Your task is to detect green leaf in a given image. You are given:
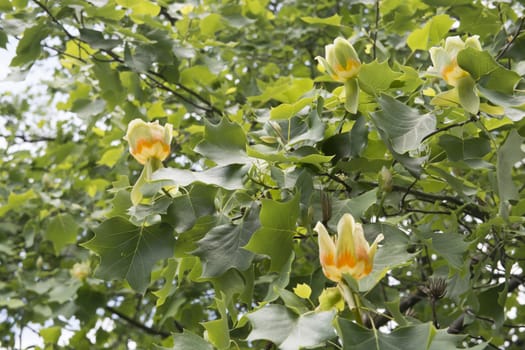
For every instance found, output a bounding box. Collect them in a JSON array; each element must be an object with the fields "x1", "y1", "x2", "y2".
[
  {"x1": 428, "y1": 330, "x2": 466, "y2": 350},
  {"x1": 201, "y1": 295, "x2": 230, "y2": 350},
  {"x1": 438, "y1": 135, "x2": 491, "y2": 162},
  {"x1": 125, "y1": 44, "x2": 153, "y2": 73},
  {"x1": 300, "y1": 14, "x2": 342, "y2": 26},
  {"x1": 457, "y1": 77, "x2": 479, "y2": 115},
  {"x1": 247, "y1": 305, "x2": 336, "y2": 350},
  {"x1": 329, "y1": 189, "x2": 378, "y2": 224},
  {"x1": 427, "y1": 232, "x2": 470, "y2": 270},
  {"x1": 97, "y1": 146, "x2": 123, "y2": 168},
  {"x1": 407, "y1": 14, "x2": 454, "y2": 51},
  {"x1": 245, "y1": 194, "x2": 300, "y2": 272},
  {"x1": 152, "y1": 258, "x2": 177, "y2": 307},
  {"x1": 456, "y1": 48, "x2": 498, "y2": 80},
  {"x1": 44, "y1": 213, "x2": 80, "y2": 255},
  {"x1": 336, "y1": 318, "x2": 435, "y2": 350},
  {"x1": 154, "y1": 331, "x2": 213, "y2": 350},
  {"x1": 193, "y1": 207, "x2": 259, "y2": 277},
  {"x1": 371, "y1": 95, "x2": 436, "y2": 154},
  {"x1": 270, "y1": 97, "x2": 313, "y2": 120},
  {"x1": 163, "y1": 184, "x2": 218, "y2": 233},
  {"x1": 82, "y1": 218, "x2": 175, "y2": 293},
  {"x1": 359, "y1": 223, "x2": 416, "y2": 292},
  {"x1": 79, "y1": 28, "x2": 121, "y2": 50},
  {"x1": 10, "y1": 22, "x2": 50, "y2": 66},
  {"x1": 0, "y1": 189, "x2": 37, "y2": 217},
  {"x1": 358, "y1": 60, "x2": 403, "y2": 94},
  {"x1": 153, "y1": 164, "x2": 248, "y2": 191},
  {"x1": 195, "y1": 118, "x2": 249, "y2": 166},
  {"x1": 247, "y1": 145, "x2": 332, "y2": 166},
  {"x1": 344, "y1": 78, "x2": 359, "y2": 114},
  {"x1": 40, "y1": 326, "x2": 61, "y2": 344},
  {"x1": 478, "y1": 86, "x2": 525, "y2": 108},
  {"x1": 249, "y1": 77, "x2": 314, "y2": 104},
  {"x1": 199, "y1": 13, "x2": 225, "y2": 37},
  {"x1": 93, "y1": 61, "x2": 125, "y2": 108},
  {"x1": 497, "y1": 130, "x2": 525, "y2": 207}
]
